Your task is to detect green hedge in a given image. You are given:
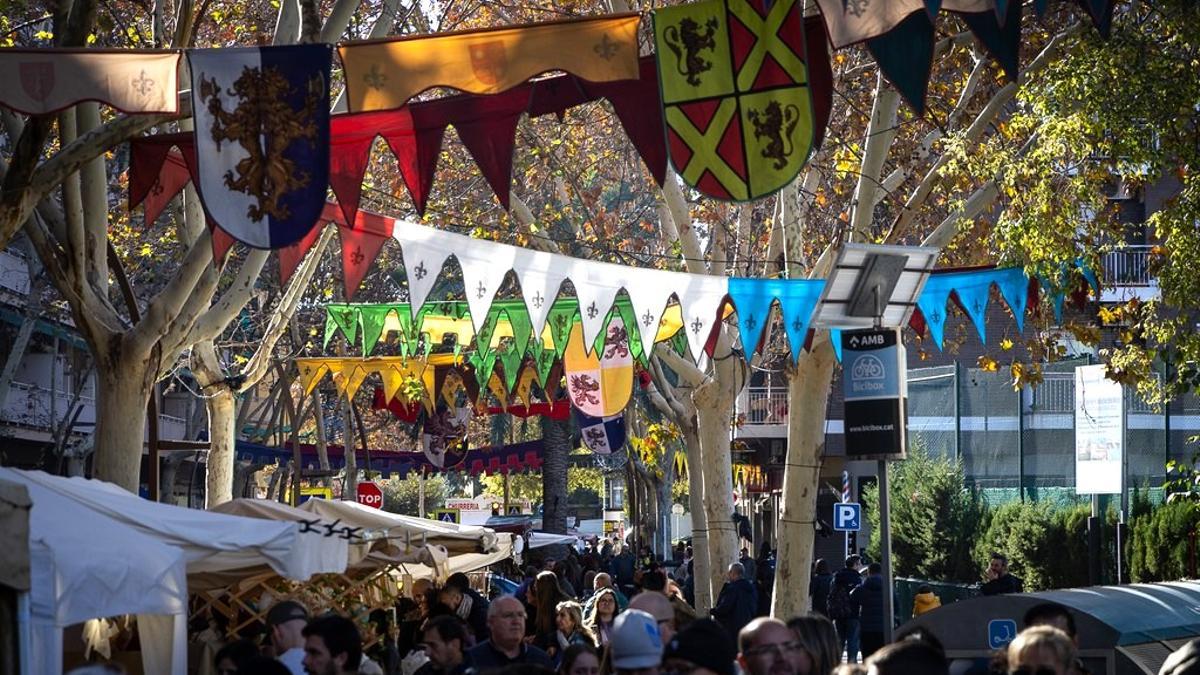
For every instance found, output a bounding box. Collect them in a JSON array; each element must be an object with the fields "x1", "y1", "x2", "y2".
[{"x1": 1130, "y1": 500, "x2": 1200, "y2": 582}]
